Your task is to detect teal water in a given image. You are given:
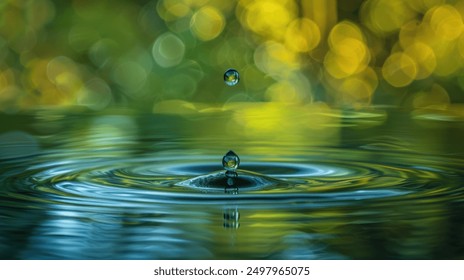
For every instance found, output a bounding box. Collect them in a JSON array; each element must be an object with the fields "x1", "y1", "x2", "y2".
[{"x1": 0, "y1": 108, "x2": 463, "y2": 259}]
